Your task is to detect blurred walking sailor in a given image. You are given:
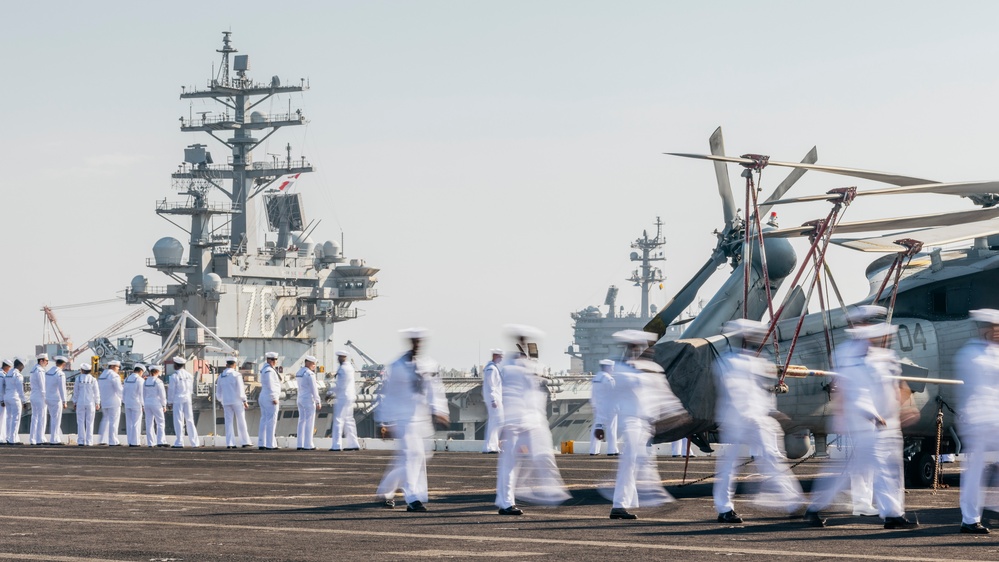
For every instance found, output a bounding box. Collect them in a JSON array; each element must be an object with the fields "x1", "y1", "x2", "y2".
[
  {"x1": 712, "y1": 320, "x2": 802, "y2": 524},
  {"x1": 97, "y1": 360, "x2": 123, "y2": 446},
  {"x1": 495, "y1": 325, "x2": 570, "y2": 516},
  {"x1": 143, "y1": 365, "x2": 167, "y2": 447},
  {"x1": 72, "y1": 363, "x2": 99, "y2": 446},
  {"x1": 806, "y1": 317, "x2": 917, "y2": 529},
  {"x1": 168, "y1": 357, "x2": 200, "y2": 448},
  {"x1": 481, "y1": 349, "x2": 504, "y2": 454},
  {"x1": 295, "y1": 356, "x2": 322, "y2": 450},
  {"x1": 3, "y1": 359, "x2": 26, "y2": 444},
  {"x1": 29, "y1": 353, "x2": 49, "y2": 445},
  {"x1": 258, "y1": 352, "x2": 281, "y2": 450},
  {"x1": 956, "y1": 308, "x2": 999, "y2": 534},
  {"x1": 45, "y1": 356, "x2": 68, "y2": 445},
  {"x1": 600, "y1": 330, "x2": 686, "y2": 520},
  {"x1": 375, "y1": 328, "x2": 450, "y2": 512},
  {"x1": 329, "y1": 350, "x2": 360, "y2": 451},
  {"x1": 122, "y1": 365, "x2": 145, "y2": 446},
  {"x1": 217, "y1": 357, "x2": 252, "y2": 449},
  {"x1": 589, "y1": 359, "x2": 618, "y2": 456}
]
